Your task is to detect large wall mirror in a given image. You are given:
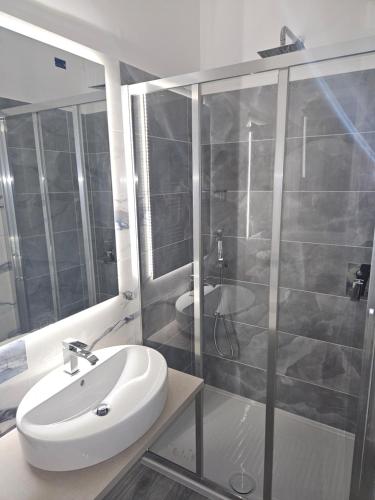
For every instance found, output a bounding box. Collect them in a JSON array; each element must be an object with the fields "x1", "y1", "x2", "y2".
[{"x1": 0, "y1": 27, "x2": 118, "y2": 344}]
